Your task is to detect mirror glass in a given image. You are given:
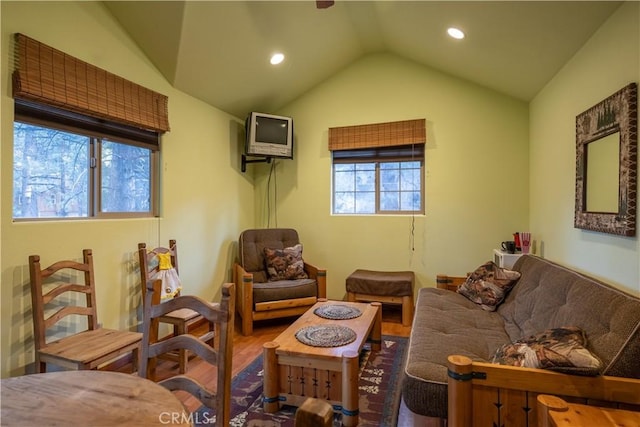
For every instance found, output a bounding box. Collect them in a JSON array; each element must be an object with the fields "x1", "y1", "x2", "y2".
[{"x1": 585, "y1": 131, "x2": 619, "y2": 213}]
